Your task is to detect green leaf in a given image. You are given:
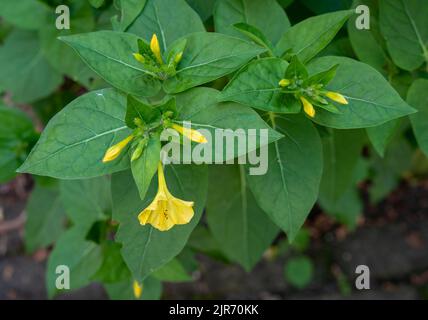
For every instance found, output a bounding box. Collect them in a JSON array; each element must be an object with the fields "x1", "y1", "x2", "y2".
[
  {"x1": 112, "y1": 164, "x2": 208, "y2": 280},
  {"x1": 214, "y1": 0, "x2": 290, "y2": 45},
  {"x1": 348, "y1": 0, "x2": 388, "y2": 74},
  {"x1": 307, "y1": 56, "x2": 415, "y2": 128},
  {"x1": 38, "y1": 1, "x2": 100, "y2": 89},
  {"x1": 60, "y1": 31, "x2": 161, "y2": 97},
  {"x1": 92, "y1": 241, "x2": 131, "y2": 283},
  {"x1": 0, "y1": 0, "x2": 51, "y2": 30},
  {"x1": 221, "y1": 58, "x2": 289, "y2": 112},
  {"x1": 408, "y1": 79, "x2": 428, "y2": 157},
  {"x1": 111, "y1": 0, "x2": 147, "y2": 31},
  {"x1": 186, "y1": 0, "x2": 216, "y2": 21},
  {"x1": 379, "y1": 0, "x2": 428, "y2": 71},
  {"x1": 152, "y1": 258, "x2": 192, "y2": 282},
  {"x1": 131, "y1": 133, "x2": 161, "y2": 200},
  {"x1": 0, "y1": 31, "x2": 62, "y2": 103},
  {"x1": 284, "y1": 256, "x2": 314, "y2": 289},
  {"x1": 128, "y1": 0, "x2": 205, "y2": 52},
  {"x1": 366, "y1": 119, "x2": 401, "y2": 157},
  {"x1": 207, "y1": 164, "x2": 279, "y2": 271},
  {"x1": 247, "y1": 114, "x2": 323, "y2": 241},
  {"x1": 60, "y1": 176, "x2": 112, "y2": 232},
  {"x1": 125, "y1": 95, "x2": 161, "y2": 128},
  {"x1": 233, "y1": 23, "x2": 274, "y2": 54},
  {"x1": 18, "y1": 89, "x2": 133, "y2": 179},
  {"x1": 89, "y1": 0, "x2": 105, "y2": 8},
  {"x1": 46, "y1": 228, "x2": 103, "y2": 298},
  {"x1": 275, "y1": 10, "x2": 353, "y2": 61},
  {"x1": 172, "y1": 87, "x2": 283, "y2": 162},
  {"x1": 0, "y1": 105, "x2": 36, "y2": 182},
  {"x1": 319, "y1": 129, "x2": 366, "y2": 204},
  {"x1": 24, "y1": 181, "x2": 66, "y2": 253},
  {"x1": 104, "y1": 276, "x2": 162, "y2": 300},
  {"x1": 163, "y1": 32, "x2": 265, "y2": 93}
]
